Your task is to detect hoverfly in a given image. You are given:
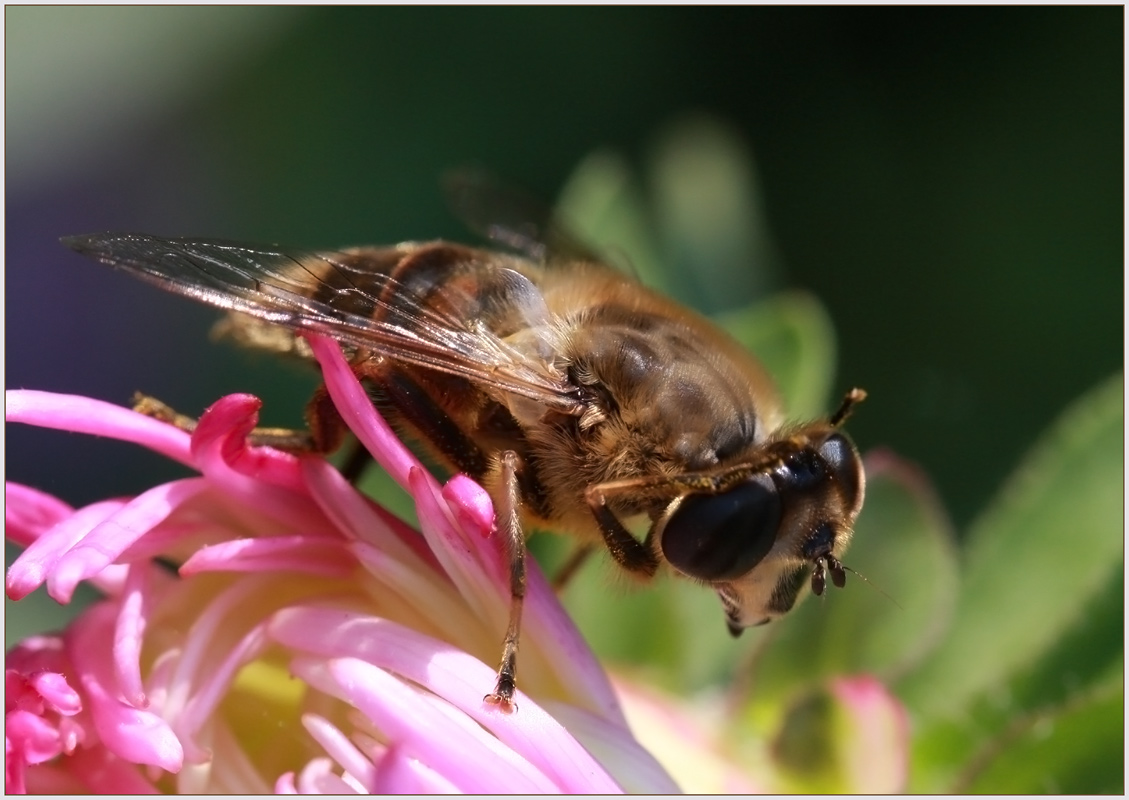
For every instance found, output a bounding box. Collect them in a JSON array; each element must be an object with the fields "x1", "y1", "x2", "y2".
[{"x1": 63, "y1": 193, "x2": 865, "y2": 712}]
